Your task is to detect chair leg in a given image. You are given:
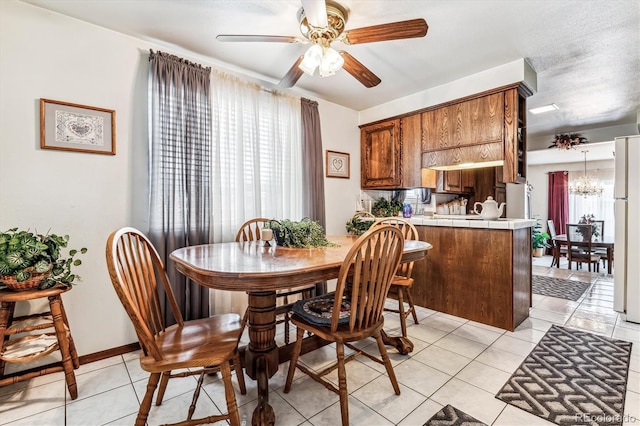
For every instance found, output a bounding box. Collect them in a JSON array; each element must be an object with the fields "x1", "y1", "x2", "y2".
[
  {"x1": 336, "y1": 342, "x2": 349, "y2": 426},
  {"x1": 284, "y1": 327, "x2": 305, "y2": 393},
  {"x1": 155, "y1": 371, "x2": 171, "y2": 405},
  {"x1": 136, "y1": 372, "x2": 161, "y2": 426},
  {"x1": 284, "y1": 311, "x2": 291, "y2": 345},
  {"x1": 221, "y1": 361, "x2": 241, "y2": 426},
  {"x1": 374, "y1": 331, "x2": 400, "y2": 395},
  {"x1": 186, "y1": 372, "x2": 206, "y2": 421},
  {"x1": 233, "y1": 352, "x2": 247, "y2": 395},
  {"x1": 406, "y1": 289, "x2": 419, "y2": 325},
  {"x1": 397, "y1": 289, "x2": 408, "y2": 338}
]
